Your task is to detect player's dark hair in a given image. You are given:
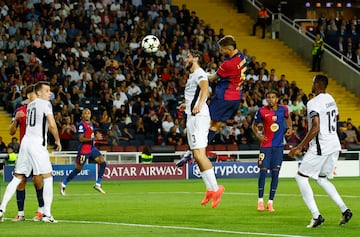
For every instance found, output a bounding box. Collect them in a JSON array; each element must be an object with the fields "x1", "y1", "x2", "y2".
[
  {"x1": 218, "y1": 35, "x2": 237, "y2": 49},
  {"x1": 190, "y1": 49, "x2": 202, "y2": 64},
  {"x1": 265, "y1": 90, "x2": 279, "y2": 98},
  {"x1": 34, "y1": 81, "x2": 50, "y2": 92},
  {"x1": 25, "y1": 84, "x2": 35, "y2": 95},
  {"x1": 314, "y1": 74, "x2": 328, "y2": 88}
]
